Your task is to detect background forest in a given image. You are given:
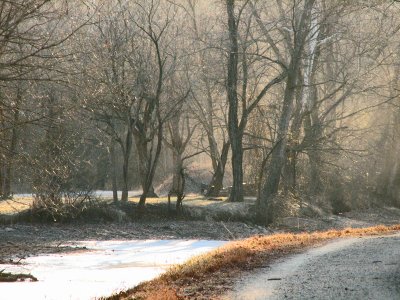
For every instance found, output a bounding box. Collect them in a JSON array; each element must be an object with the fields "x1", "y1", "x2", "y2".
[{"x1": 1, "y1": 0, "x2": 400, "y2": 225}]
